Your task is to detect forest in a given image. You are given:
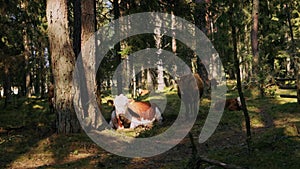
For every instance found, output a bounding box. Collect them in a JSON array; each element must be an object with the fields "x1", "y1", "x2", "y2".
[{"x1": 0, "y1": 0, "x2": 299, "y2": 168}]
